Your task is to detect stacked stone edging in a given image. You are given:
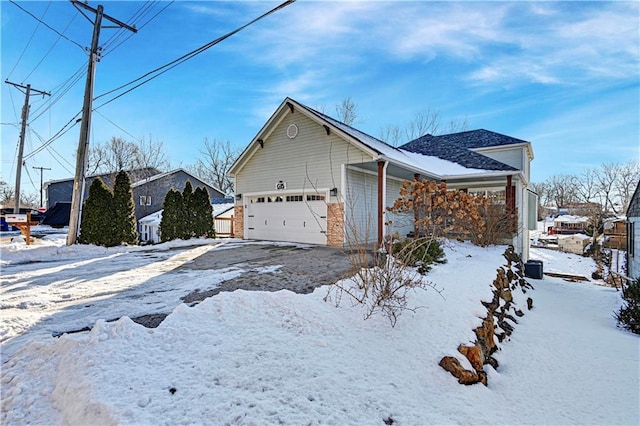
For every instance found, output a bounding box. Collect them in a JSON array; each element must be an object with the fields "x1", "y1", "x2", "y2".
[{"x1": 439, "y1": 246, "x2": 534, "y2": 385}]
